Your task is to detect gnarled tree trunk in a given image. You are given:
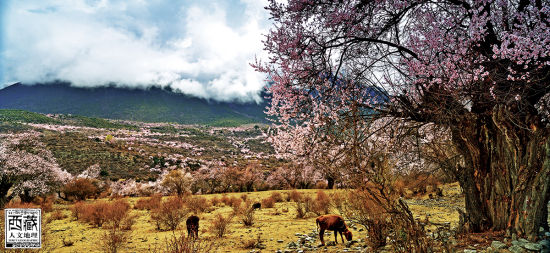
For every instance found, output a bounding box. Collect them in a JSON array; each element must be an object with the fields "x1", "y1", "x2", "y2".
[{"x1": 452, "y1": 106, "x2": 550, "y2": 240}]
